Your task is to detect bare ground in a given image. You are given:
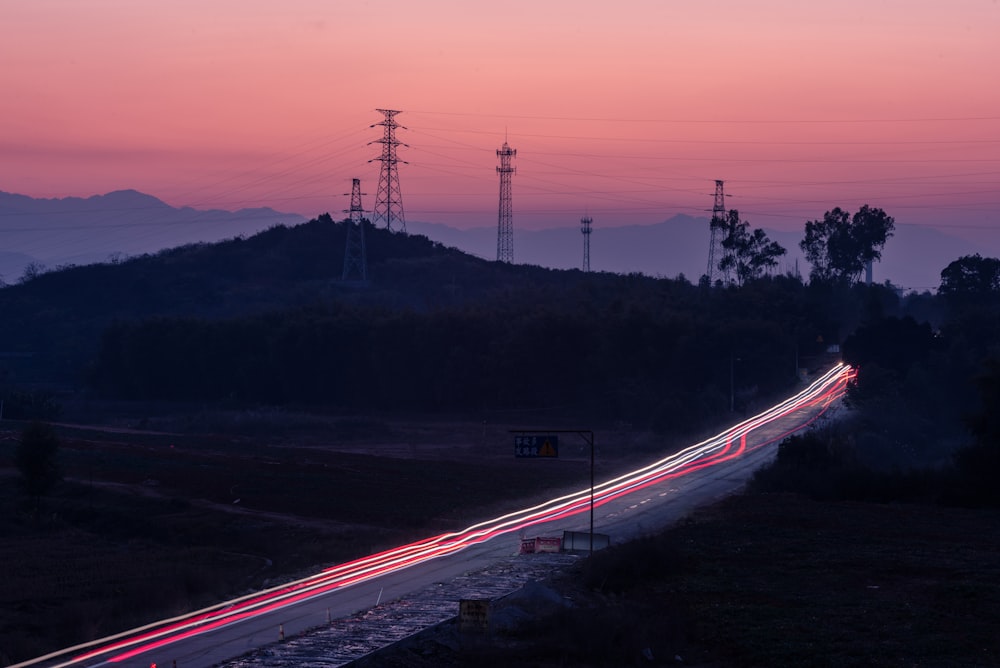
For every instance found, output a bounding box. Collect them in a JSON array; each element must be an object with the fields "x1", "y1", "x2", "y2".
[
  {"x1": 349, "y1": 492, "x2": 1000, "y2": 667},
  {"x1": 0, "y1": 415, "x2": 647, "y2": 666}
]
